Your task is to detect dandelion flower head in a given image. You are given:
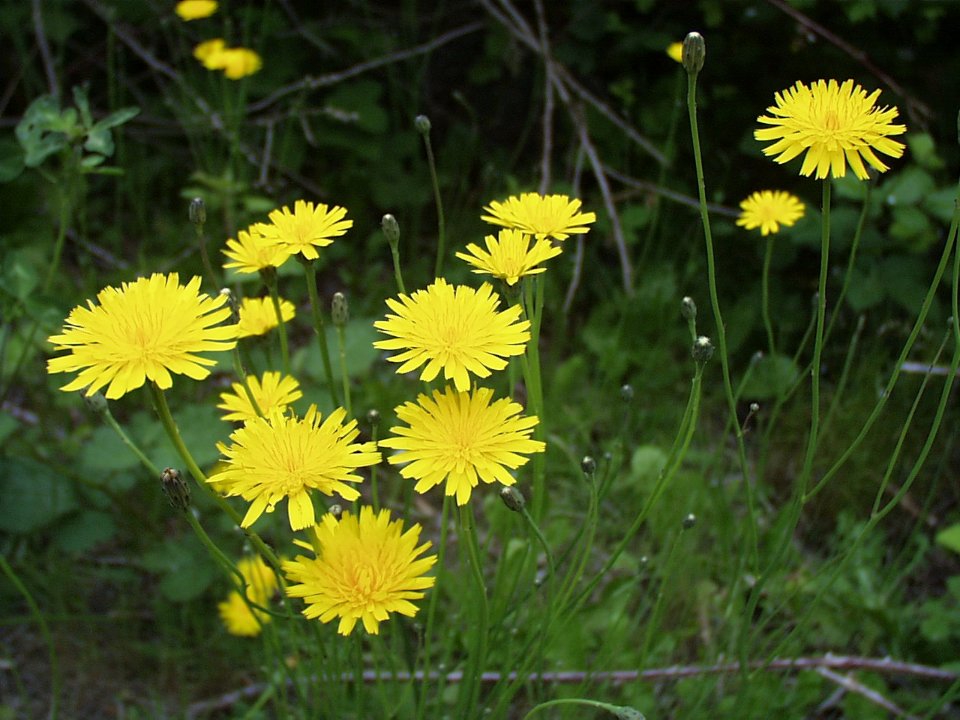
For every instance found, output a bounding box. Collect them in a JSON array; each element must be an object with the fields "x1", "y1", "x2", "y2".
[
  {"x1": 481, "y1": 192, "x2": 596, "y2": 241},
  {"x1": 223, "y1": 226, "x2": 292, "y2": 274},
  {"x1": 218, "y1": 370, "x2": 303, "y2": 423},
  {"x1": 379, "y1": 386, "x2": 546, "y2": 506},
  {"x1": 455, "y1": 228, "x2": 563, "y2": 286},
  {"x1": 755, "y1": 79, "x2": 906, "y2": 180},
  {"x1": 47, "y1": 273, "x2": 237, "y2": 399},
  {"x1": 175, "y1": 0, "x2": 217, "y2": 21},
  {"x1": 283, "y1": 506, "x2": 436, "y2": 635},
  {"x1": 208, "y1": 405, "x2": 380, "y2": 531},
  {"x1": 736, "y1": 190, "x2": 806, "y2": 236},
  {"x1": 237, "y1": 296, "x2": 295, "y2": 338},
  {"x1": 373, "y1": 278, "x2": 531, "y2": 392},
  {"x1": 256, "y1": 200, "x2": 352, "y2": 261},
  {"x1": 217, "y1": 555, "x2": 279, "y2": 637}
]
